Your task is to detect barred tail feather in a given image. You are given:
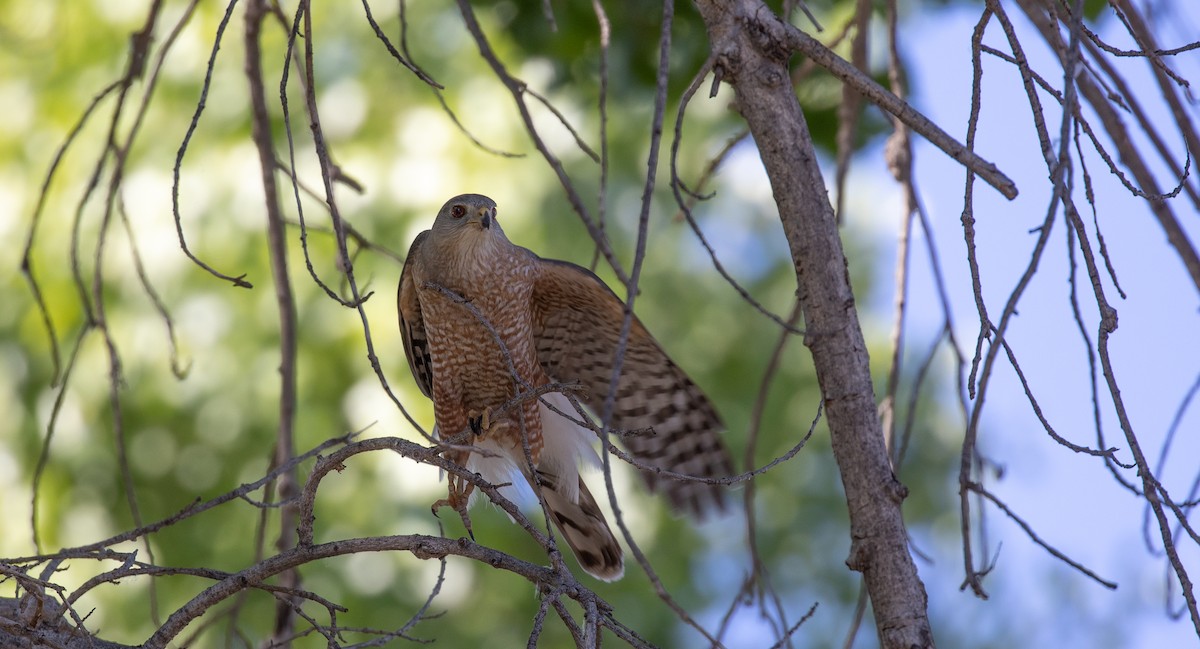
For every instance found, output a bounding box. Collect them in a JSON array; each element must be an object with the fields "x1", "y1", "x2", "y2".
[{"x1": 536, "y1": 471, "x2": 624, "y2": 582}]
